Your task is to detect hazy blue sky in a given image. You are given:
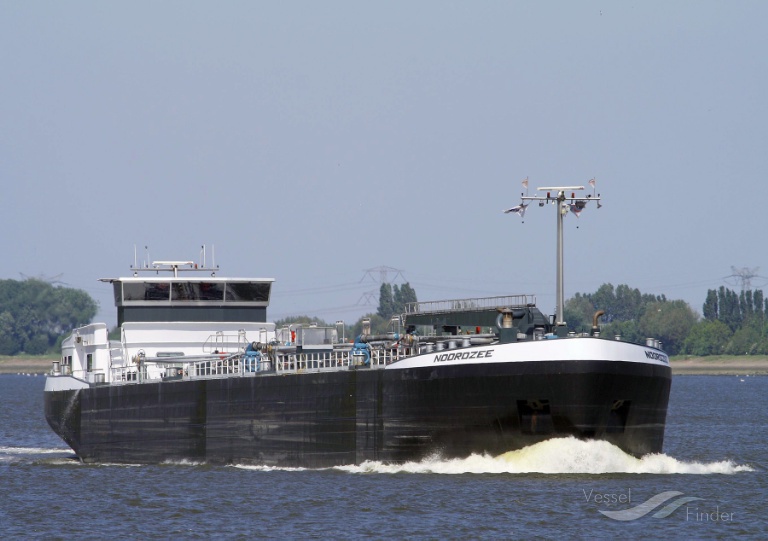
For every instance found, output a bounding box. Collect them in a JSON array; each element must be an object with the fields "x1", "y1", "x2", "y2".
[{"x1": 2, "y1": 1, "x2": 766, "y2": 326}]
